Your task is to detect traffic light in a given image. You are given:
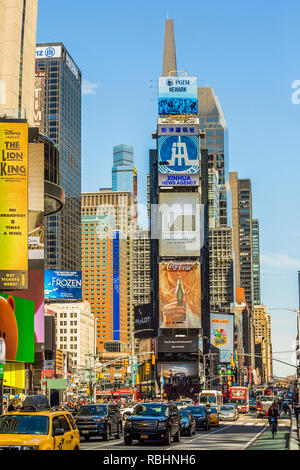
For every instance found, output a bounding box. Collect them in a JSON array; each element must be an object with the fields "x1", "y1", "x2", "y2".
[
  {"x1": 218, "y1": 365, "x2": 222, "y2": 375},
  {"x1": 145, "y1": 362, "x2": 150, "y2": 374},
  {"x1": 136, "y1": 374, "x2": 140, "y2": 385},
  {"x1": 230, "y1": 355, "x2": 234, "y2": 368},
  {"x1": 124, "y1": 359, "x2": 129, "y2": 368},
  {"x1": 227, "y1": 365, "x2": 232, "y2": 375},
  {"x1": 152, "y1": 355, "x2": 156, "y2": 365}
]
